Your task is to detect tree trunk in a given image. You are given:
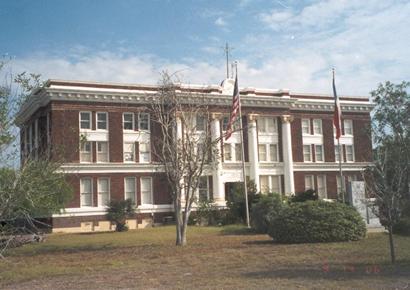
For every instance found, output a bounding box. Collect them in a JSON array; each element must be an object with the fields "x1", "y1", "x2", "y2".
[
  {"x1": 388, "y1": 225, "x2": 396, "y2": 264},
  {"x1": 174, "y1": 202, "x2": 183, "y2": 246}
]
